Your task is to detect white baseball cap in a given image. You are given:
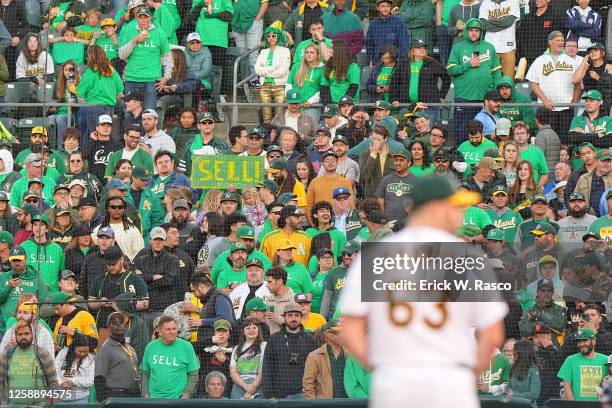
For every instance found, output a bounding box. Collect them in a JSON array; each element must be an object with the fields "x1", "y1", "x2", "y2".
[
  {"x1": 142, "y1": 109, "x2": 158, "y2": 119},
  {"x1": 98, "y1": 114, "x2": 112, "y2": 125},
  {"x1": 150, "y1": 226, "x2": 167, "y2": 240},
  {"x1": 186, "y1": 32, "x2": 201, "y2": 43}
]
